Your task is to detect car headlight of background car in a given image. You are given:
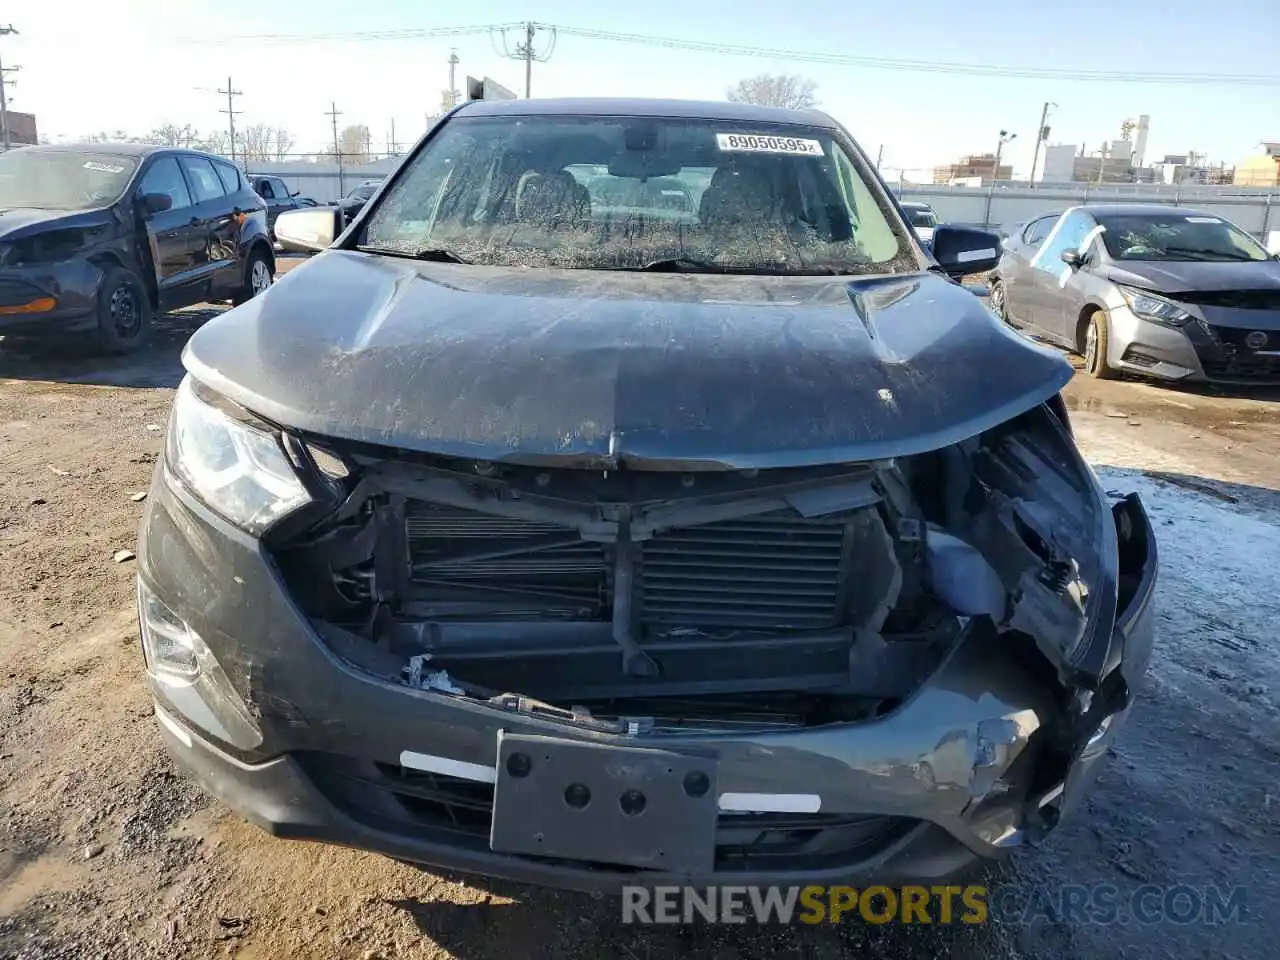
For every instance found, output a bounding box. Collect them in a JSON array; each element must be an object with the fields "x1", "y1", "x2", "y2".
[
  {"x1": 1118, "y1": 286, "x2": 1196, "y2": 328},
  {"x1": 164, "y1": 376, "x2": 311, "y2": 534}
]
